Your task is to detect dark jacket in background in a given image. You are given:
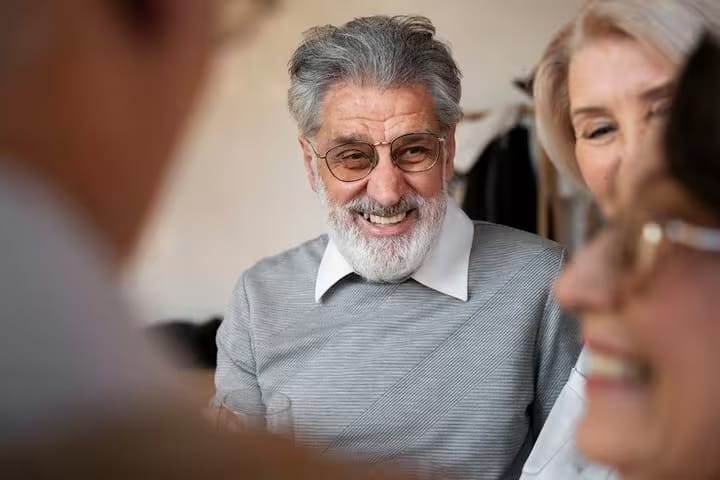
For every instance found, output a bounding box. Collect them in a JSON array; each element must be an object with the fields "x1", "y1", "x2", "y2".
[{"x1": 462, "y1": 125, "x2": 537, "y2": 234}]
